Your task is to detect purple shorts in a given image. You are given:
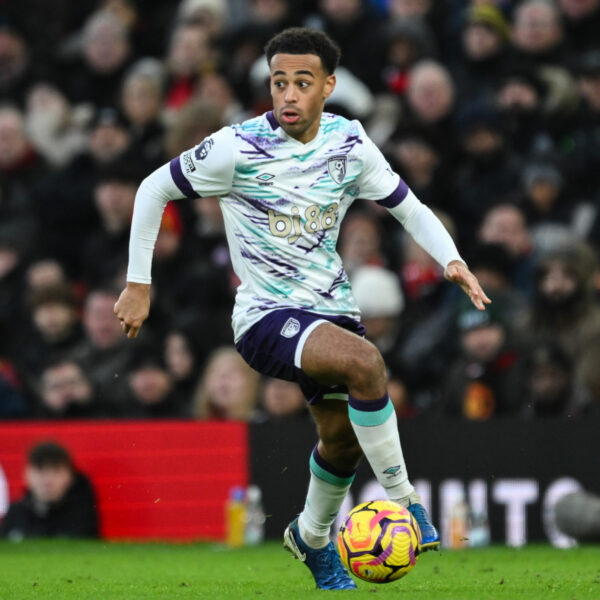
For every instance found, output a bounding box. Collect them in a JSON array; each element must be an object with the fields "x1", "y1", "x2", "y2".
[{"x1": 235, "y1": 308, "x2": 366, "y2": 404}]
